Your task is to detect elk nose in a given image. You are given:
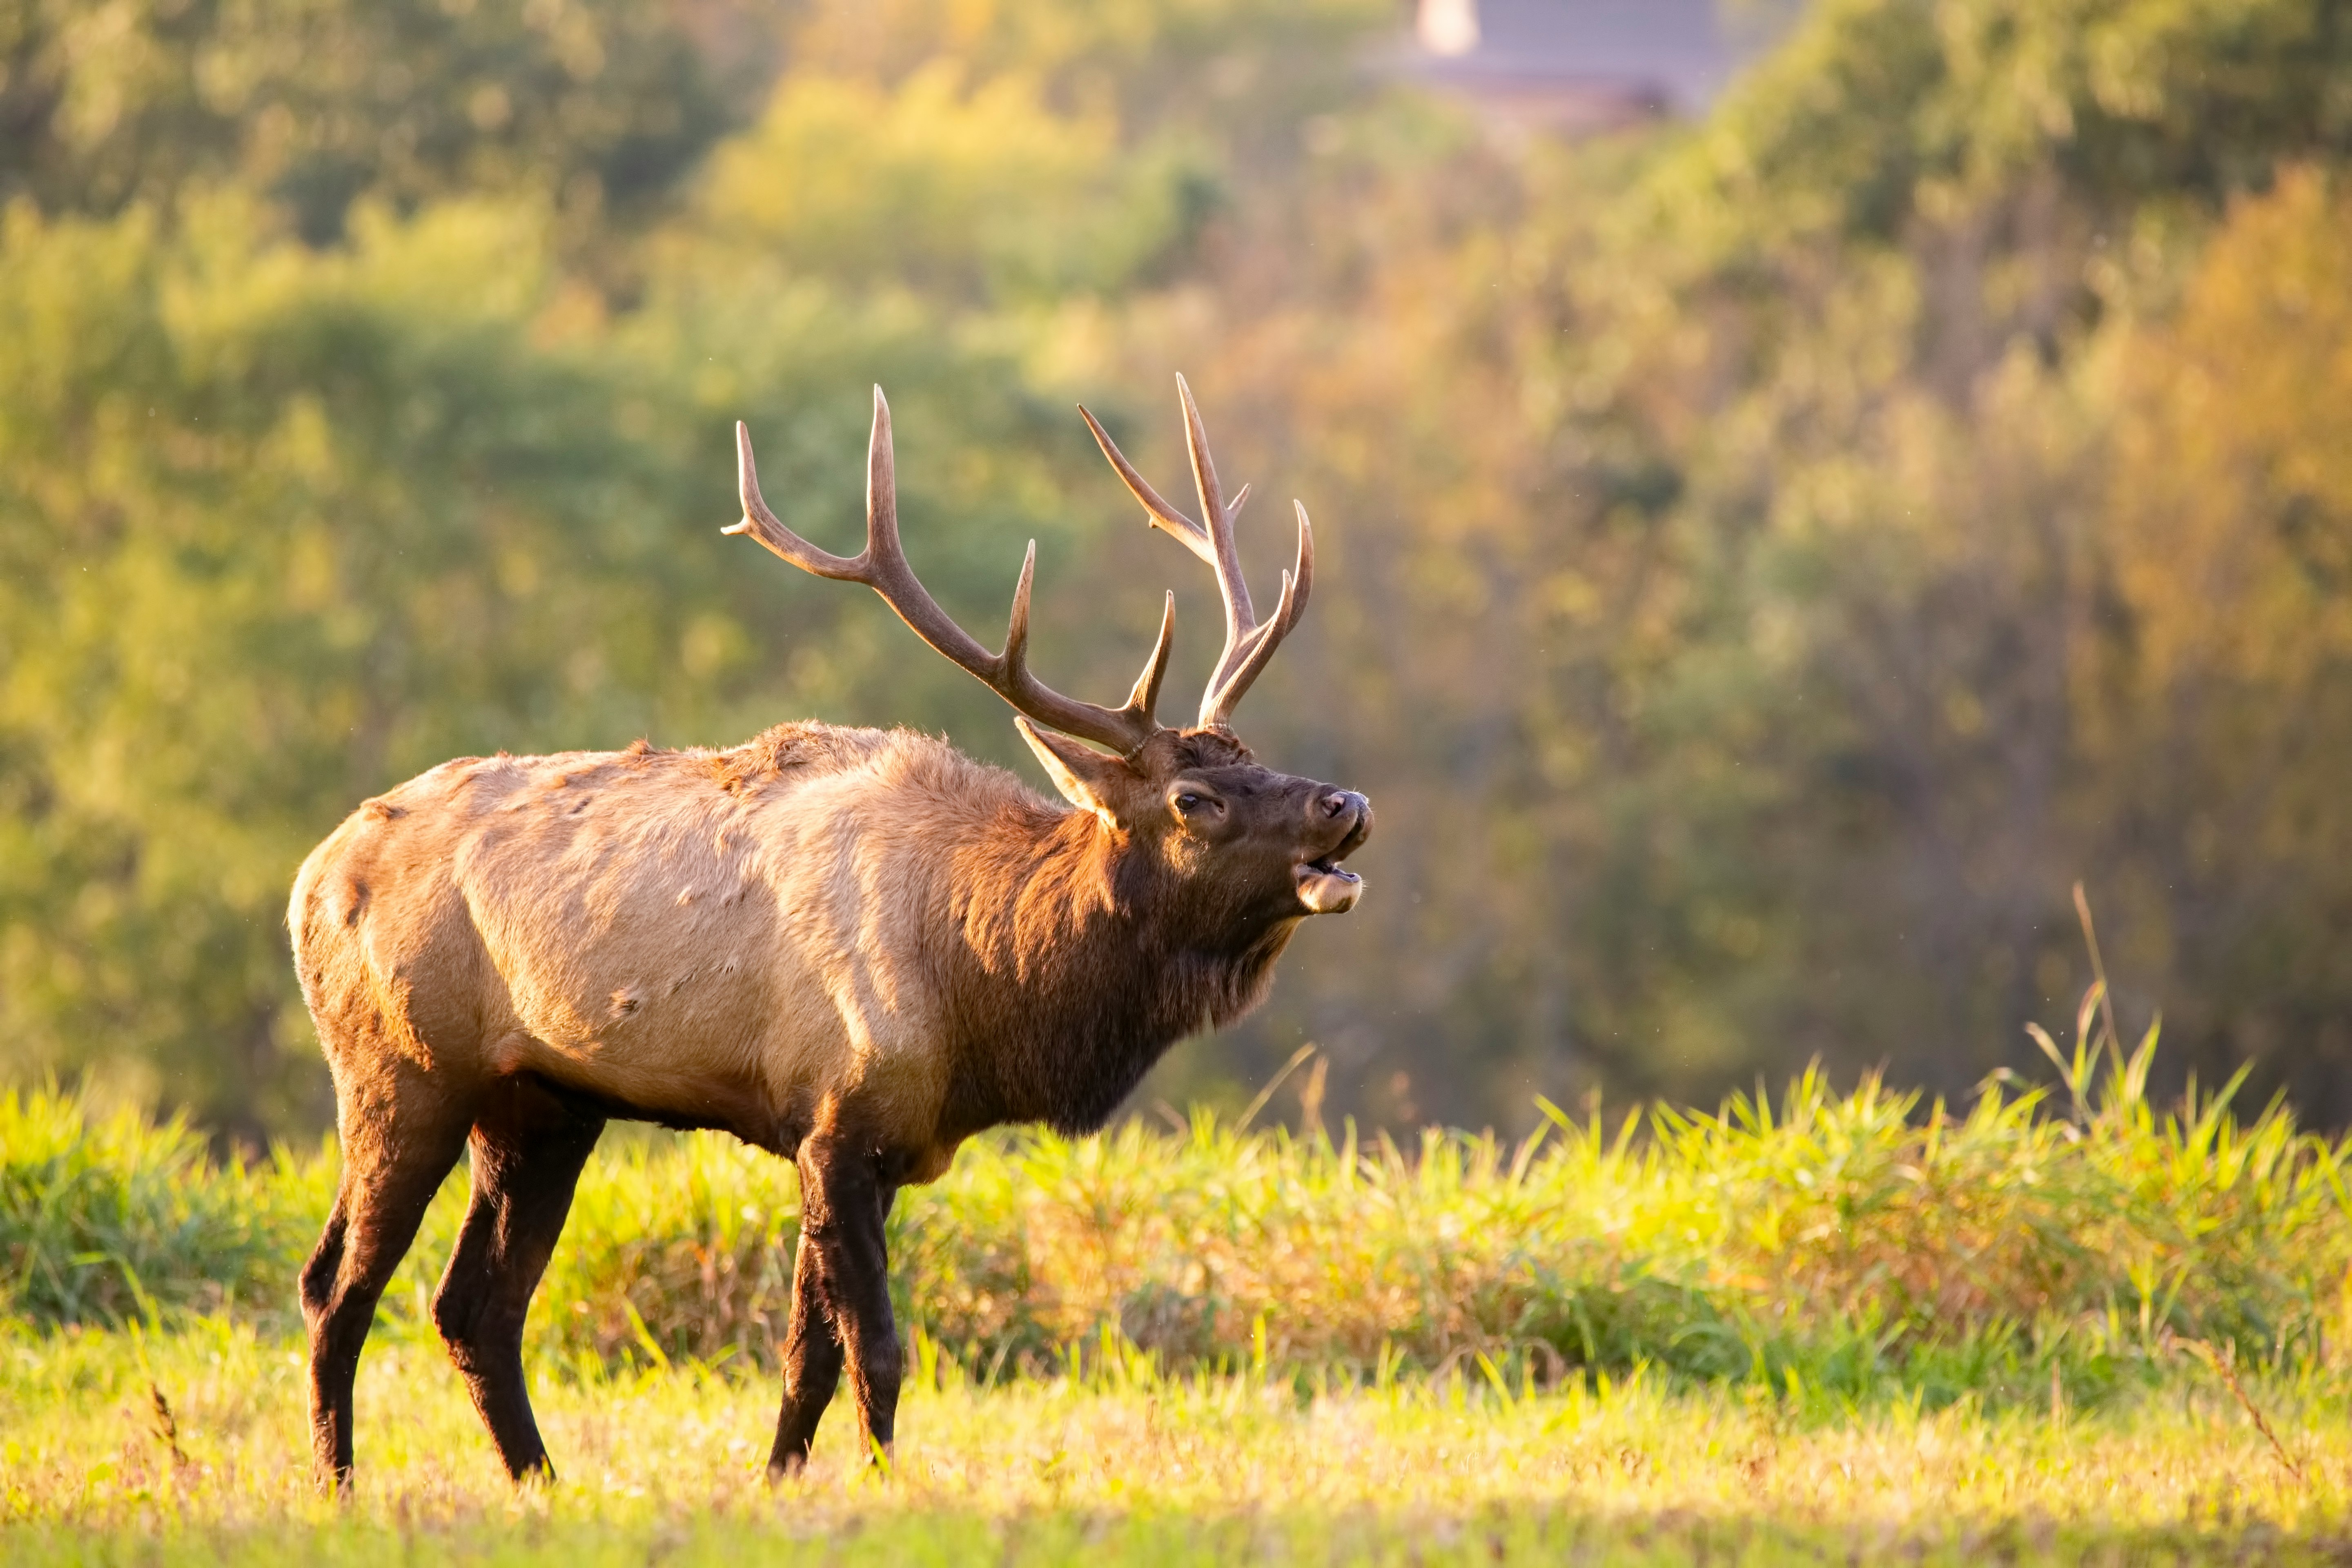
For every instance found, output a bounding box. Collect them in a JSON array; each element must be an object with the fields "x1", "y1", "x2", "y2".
[{"x1": 1316, "y1": 789, "x2": 1366, "y2": 823}]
